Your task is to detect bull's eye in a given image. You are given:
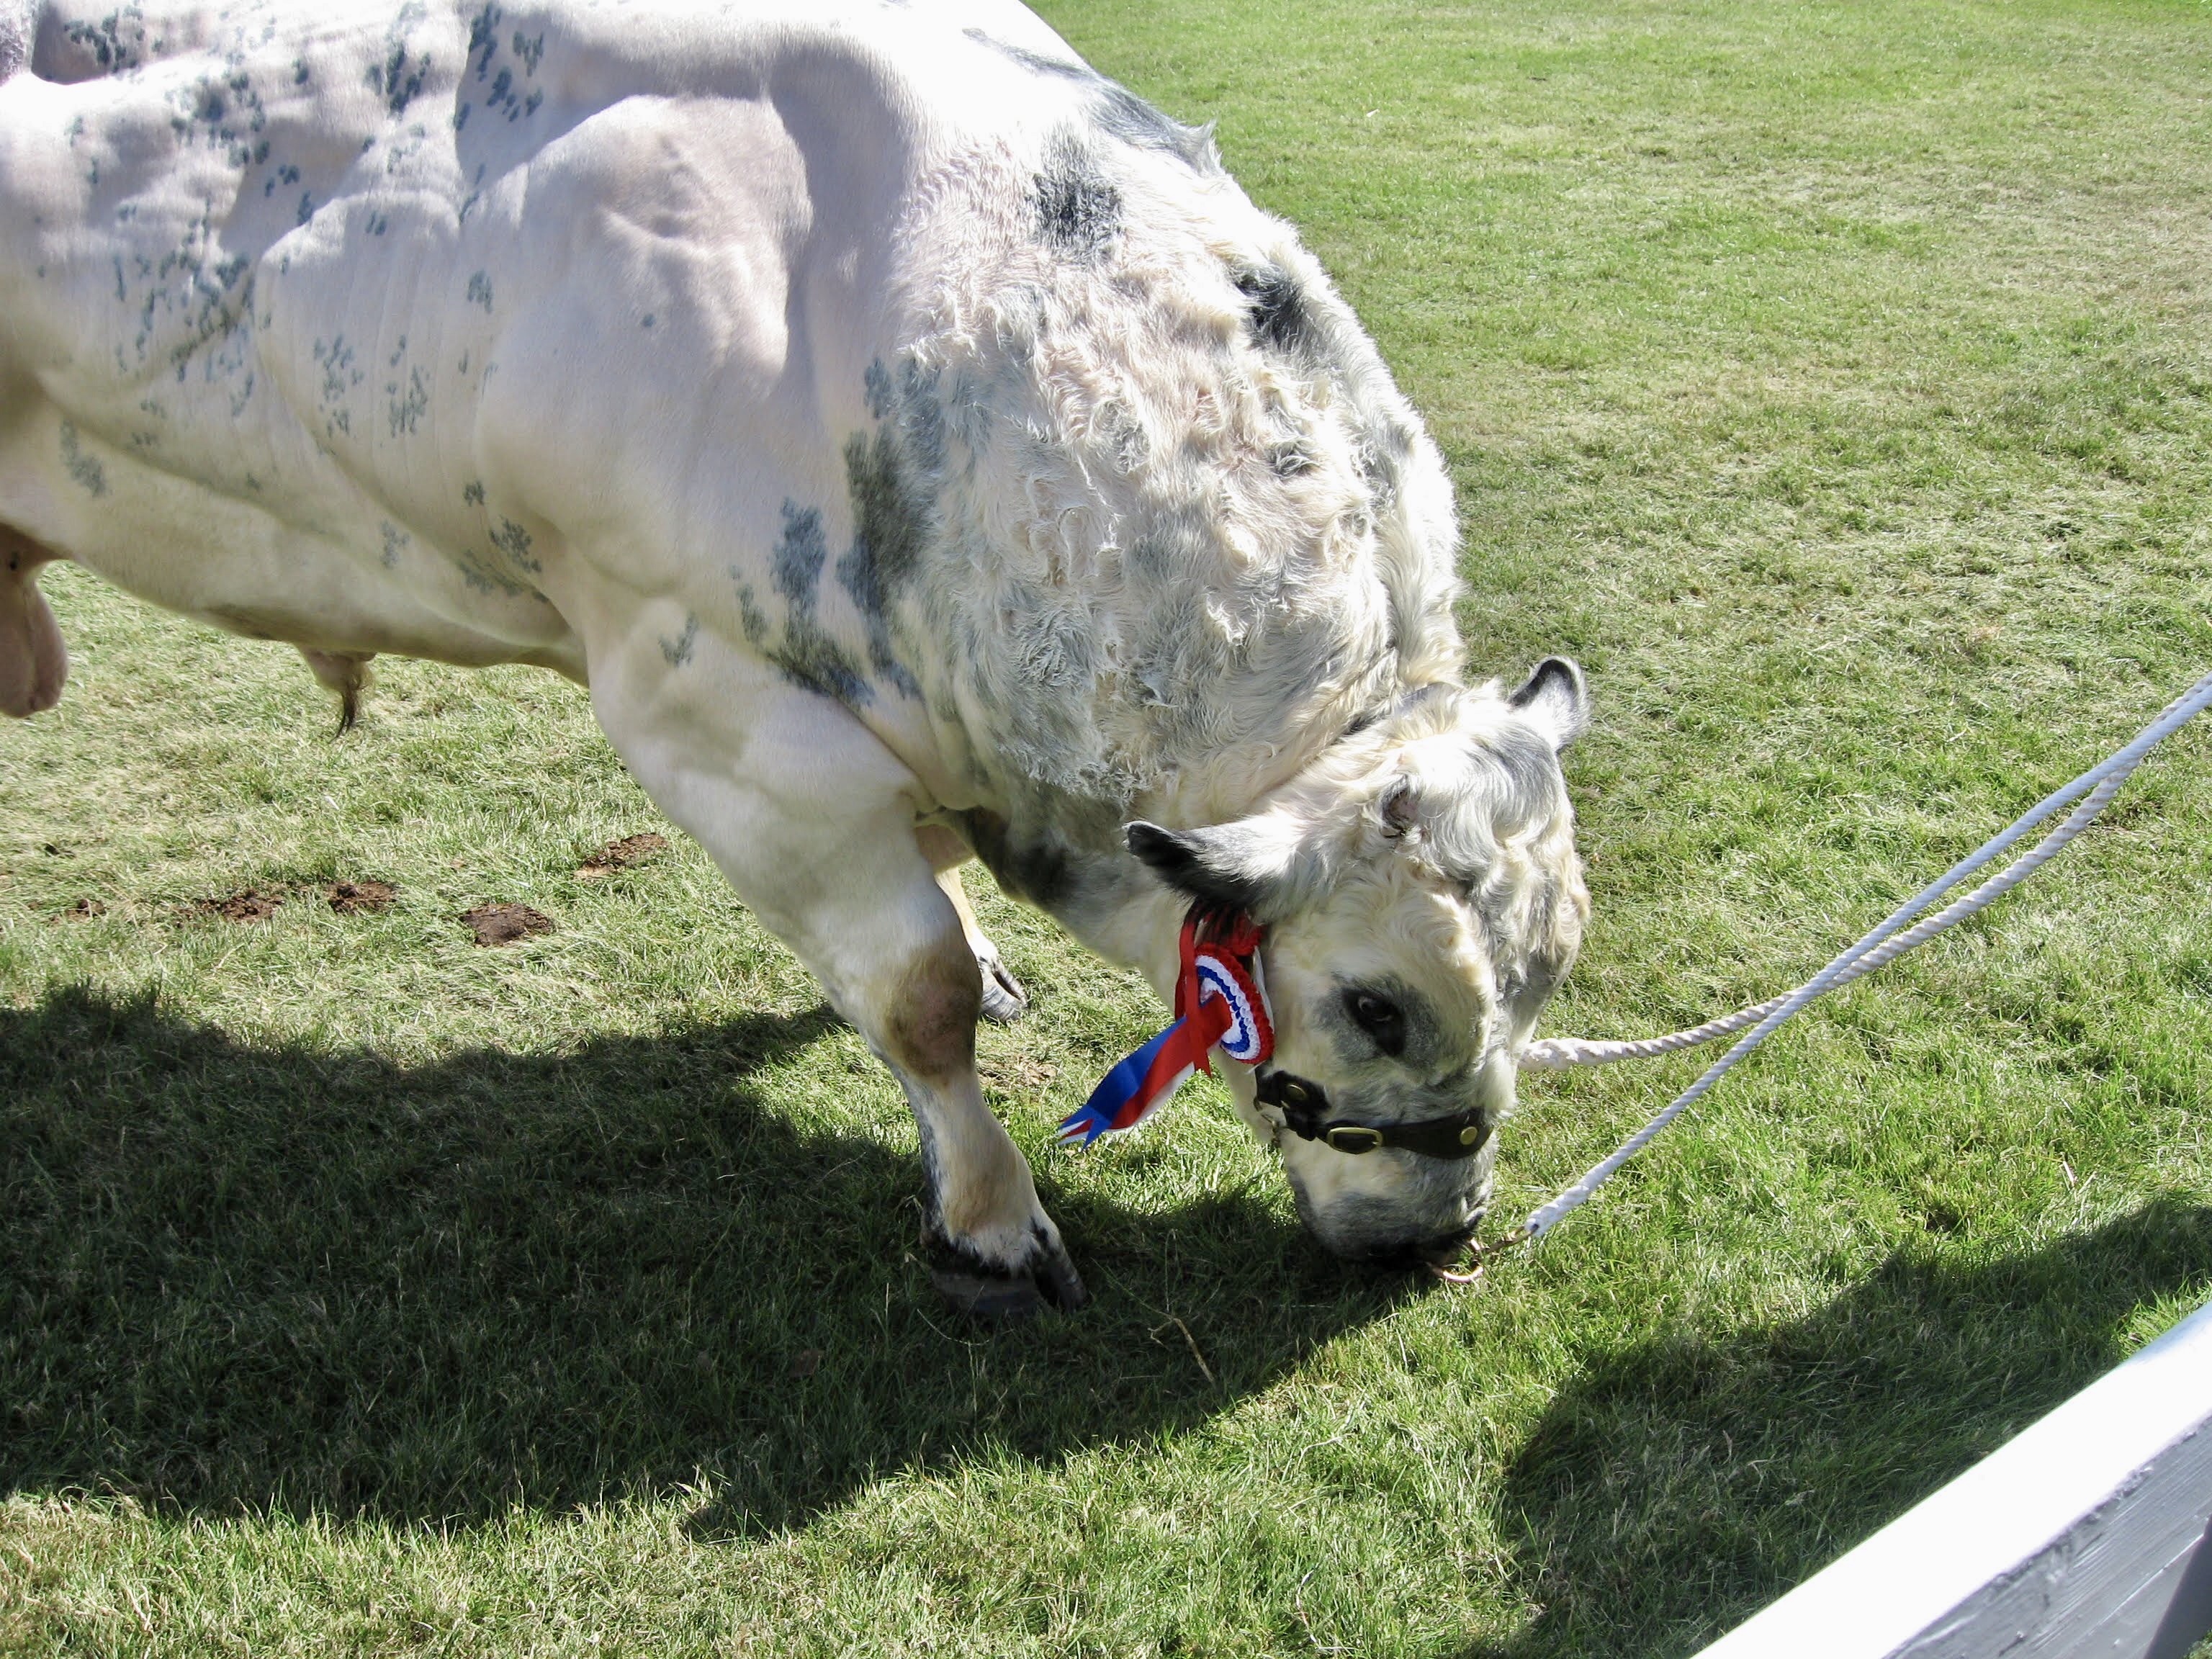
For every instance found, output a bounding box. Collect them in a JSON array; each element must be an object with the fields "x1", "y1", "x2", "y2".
[{"x1": 1344, "y1": 988, "x2": 1406, "y2": 1056}]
